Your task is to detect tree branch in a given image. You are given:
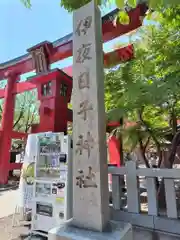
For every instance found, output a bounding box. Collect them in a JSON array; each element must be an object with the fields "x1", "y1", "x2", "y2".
[
  {"x1": 13, "y1": 108, "x2": 24, "y2": 128},
  {"x1": 24, "y1": 105, "x2": 31, "y2": 133},
  {"x1": 137, "y1": 108, "x2": 162, "y2": 167},
  {"x1": 167, "y1": 131, "x2": 180, "y2": 168},
  {"x1": 138, "y1": 135, "x2": 150, "y2": 168},
  {"x1": 25, "y1": 107, "x2": 37, "y2": 132}
]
